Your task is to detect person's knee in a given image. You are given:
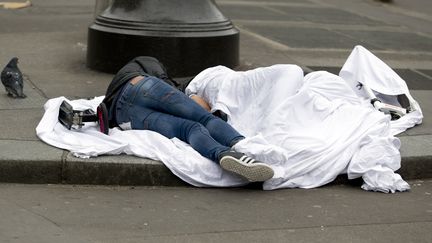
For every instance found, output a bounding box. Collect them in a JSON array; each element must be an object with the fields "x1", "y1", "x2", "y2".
[
  {"x1": 185, "y1": 121, "x2": 214, "y2": 142},
  {"x1": 197, "y1": 113, "x2": 218, "y2": 127}
]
